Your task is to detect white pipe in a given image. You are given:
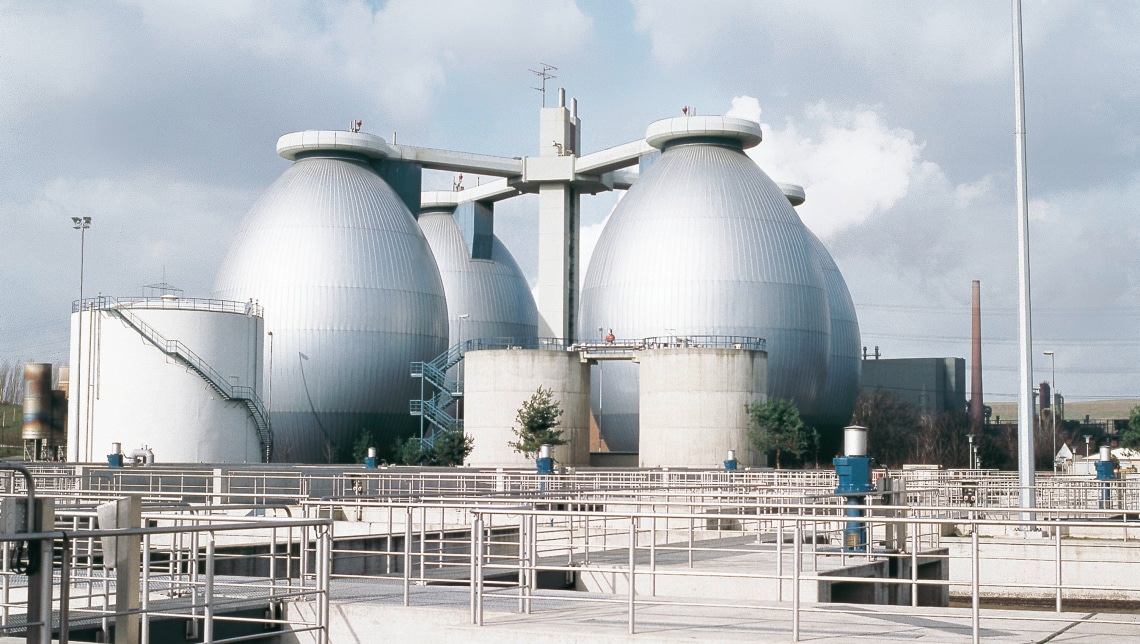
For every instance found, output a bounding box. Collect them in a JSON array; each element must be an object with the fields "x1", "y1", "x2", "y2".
[
  {"x1": 1012, "y1": 0, "x2": 1036, "y2": 521},
  {"x1": 128, "y1": 448, "x2": 154, "y2": 466}
]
